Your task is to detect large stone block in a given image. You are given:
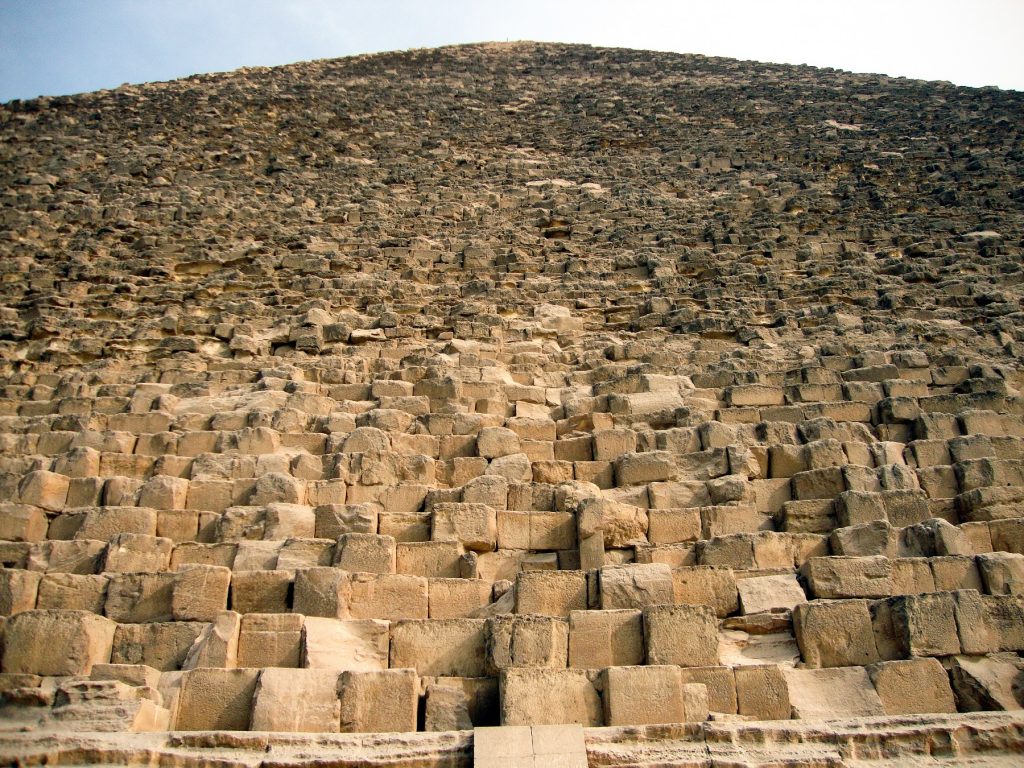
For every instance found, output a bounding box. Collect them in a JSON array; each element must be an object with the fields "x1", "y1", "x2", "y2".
[
  {"x1": 603, "y1": 665, "x2": 692, "y2": 725},
  {"x1": 568, "y1": 609, "x2": 643, "y2": 669},
  {"x1": 737, "y1": 574, "x2": 807, "y2": 614},
  {"x1": 734, "y1": 664, "x2": 790, "y2": 720},
  {"x1": 431, "y1": 503, "x2": 497, "y2": 552},
  {"x1": 672, "y1": 566, "x2": 738, "y2": 617},
  {"x1": 793, "y1": 599, "x2": 880, "y2": 667},
  {"x1": 114, "y1": 621, "x2": 207, "y2": 671},
  {"x1": 250, "y1": 668, "x2": 341, "y2": 732},
  {"x1": 230, "y1": 569, "x2": 292, "y2": 614},
  {"x1": 870, "y1": 592, "x2": 960, "y2": 660},
  {"x1": 867, "y1": 658, "x2": 956, "y2": 715},
  {"x1": 334, "y1": 533, "x2": 396, "y2": 573},
  {"x1": 237, "y1": 612, "x2": 303, "y2": 668},
  {"x1": 515, "y1": 570, "x2": 587, "y2": 617},
  {"x1": 487, "y1": 615, "x2": 569, "y2": 670},
  {"x1": 679, "y1": 666, "x2": 737, "y2": 714},
  {"x1": 643, "y1": 604, "x2": 719, "y2": 667},
  {"x1": 302, "y1": 616, "x2": 389, "y2": 671},
  {"x1": 35, "y1": 573, "x2": 108, "y2": 613},
  {"x1": 0, "y1": 569, "x2": 41, "y2": 616},
  {"x1": 176, "y1": 668, "x2": 259, "y2": 730},
  {"x1": 338, "y1": 668, "x2": 418, "y2": 732},
  {"x1": 784, "y1": 666, "x2": 884, "y2": 720},
  {"x1": 2, "y1": 609, "x2": 115, "y2": 675},
  {"x1": 347, "y1": 572, "x2": 428, "y2": 621},
  {"x1": 802, "y1": 556, "x2": 893, "y2": 599},
  {"x1": 390, "y1": 618, "x2": 488, "y2": 677},
  {"x1": 499, "y1": 668, "x2": 602, "y2": 726},
  {"x1": 172, "y1": 565, "x2": 230, "y2": 621},
  {"x1": 104, "y1": 572, "x2": 175, "y2": 623},
  {"x1": 600, "y1": 563, "x2": 673, "y2": 609}
]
